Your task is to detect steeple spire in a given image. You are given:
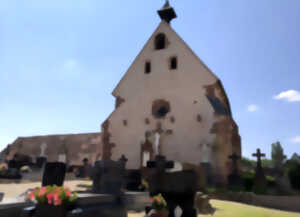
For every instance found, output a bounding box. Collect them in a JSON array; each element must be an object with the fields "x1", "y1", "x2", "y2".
[{"x1": 157, "y1": 0, "x2": 177, "y2": 24}]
